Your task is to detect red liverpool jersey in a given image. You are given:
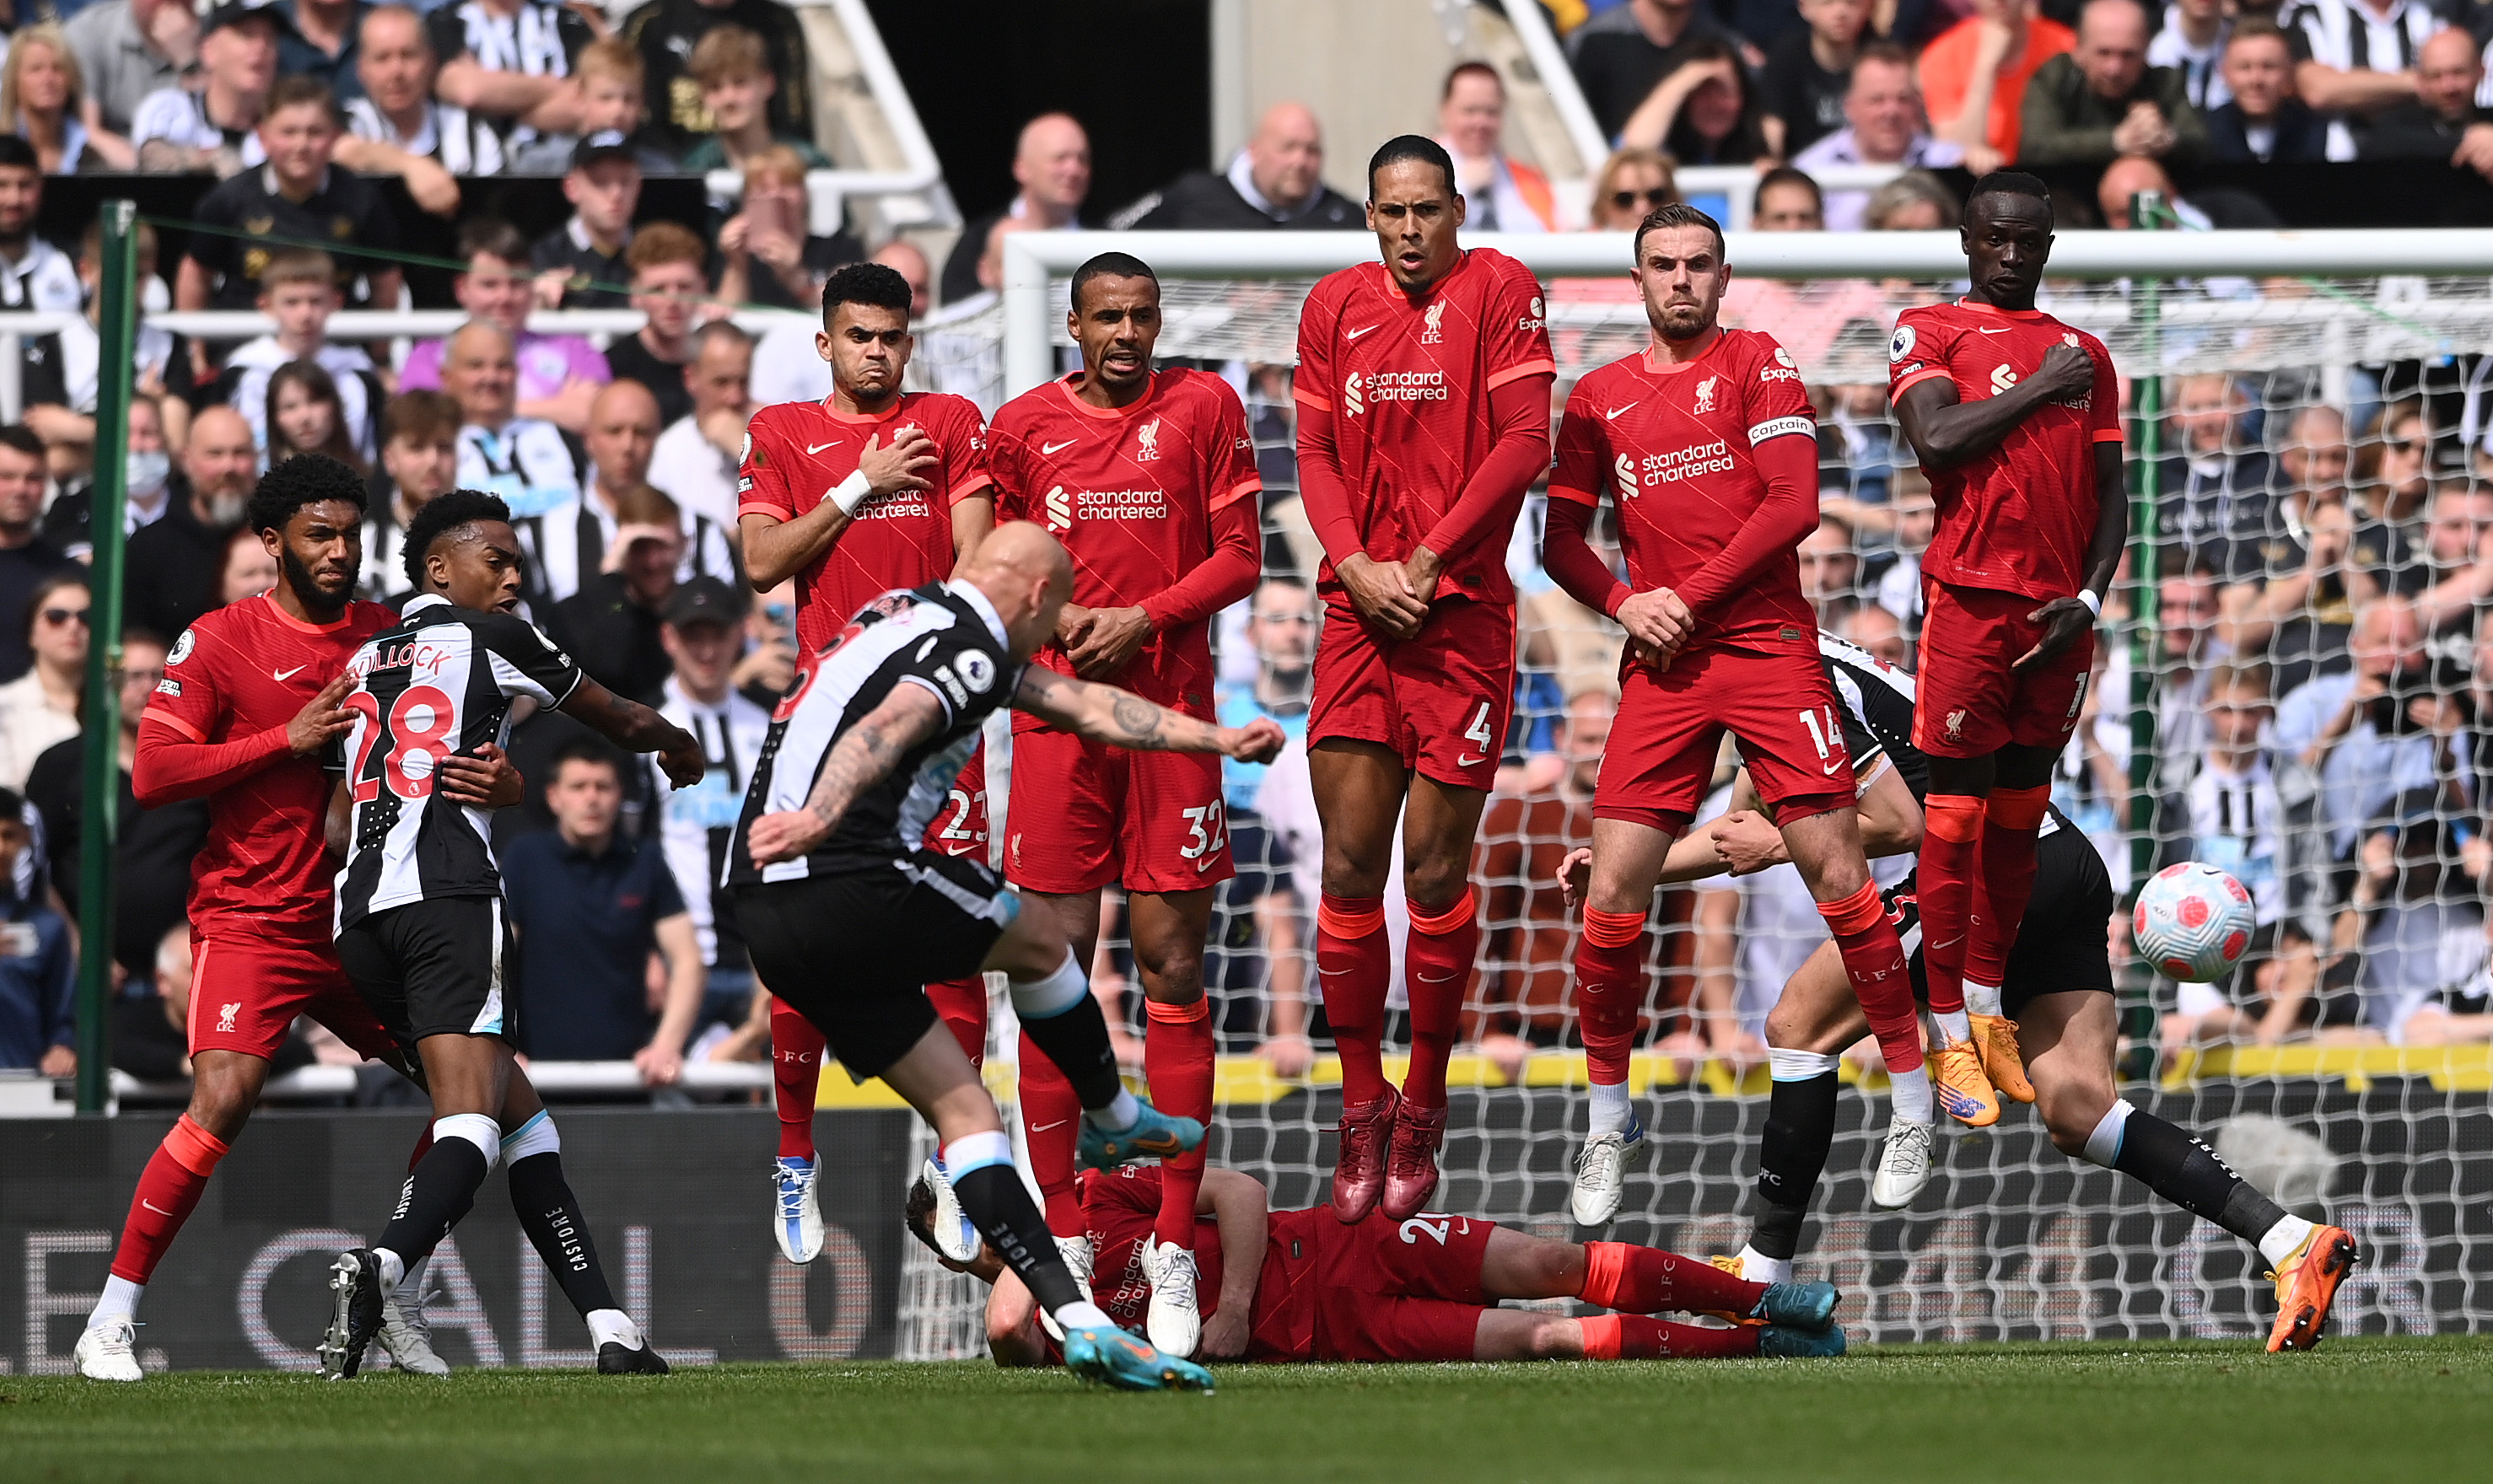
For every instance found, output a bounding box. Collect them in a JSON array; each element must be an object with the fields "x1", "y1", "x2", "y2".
[
  {"x1": 1551, "y1": 330, "x2": 1820, "y2": 656},
  {"x1": 988, "y1": 368, "x2": 1259, "y2": 712},
  {"x1": 1887, "y1": 299, "x2": 2122, "y2": 601},
  {"x1": 738, "y1": 392, "x2": 993, "y2": 655},
  {"x1": 1076, "y1": 1167, "x2": 1316, "y2": 1363},
  {"x1": 139, "y1": 594, "x2": 397, "y2": 935},
  {"x1": 1293, "y1": 248, "x2": 1554, "y2": 606}
]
